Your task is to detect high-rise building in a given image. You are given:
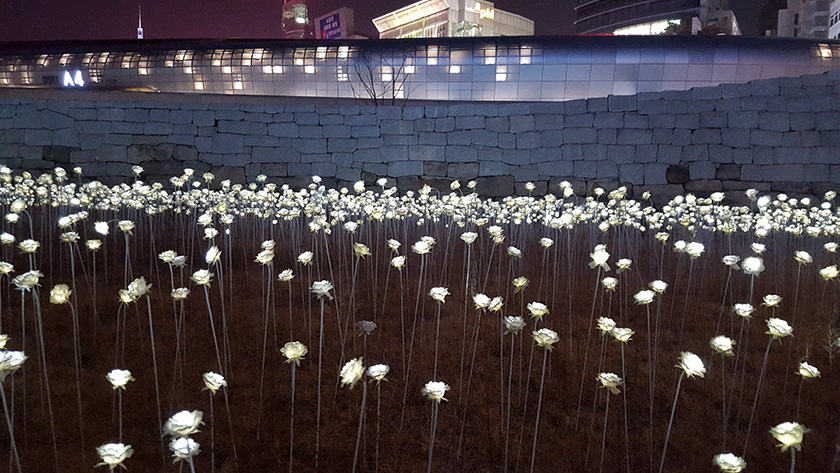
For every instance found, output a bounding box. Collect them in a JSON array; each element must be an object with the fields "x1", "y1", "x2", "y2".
[
  {"x1": 314, "y1": 8, "x2": 367, "y2": 39},
  {"x1": 574, "y1": 0, "x2": 735, "y2": 35},
  {"x1": 373, "y1": 0, "x2": 533, "y2": 39},
  {"x1": 282, "y1": 0, "x2": 314, "y2": 39},
  {"x1": 137, "y1": 5, "x2": 144, "y2": 40},
  {"x1": 830, "y1": 0, "x2": 840, "y2": 39},
  {"x1": 777, "y1": 0, "x2": 830, "y2": 38}
]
